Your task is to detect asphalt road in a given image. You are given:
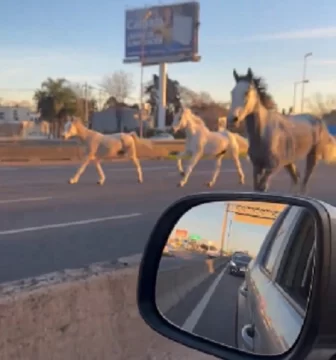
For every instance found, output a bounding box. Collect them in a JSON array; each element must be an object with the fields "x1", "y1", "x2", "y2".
[
  {"x1": 0, "y1": 158, "x2": 335, "y2": 283},
  {"x1": 163, "y1": 262, "x2": 243, "y2": 347}
]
